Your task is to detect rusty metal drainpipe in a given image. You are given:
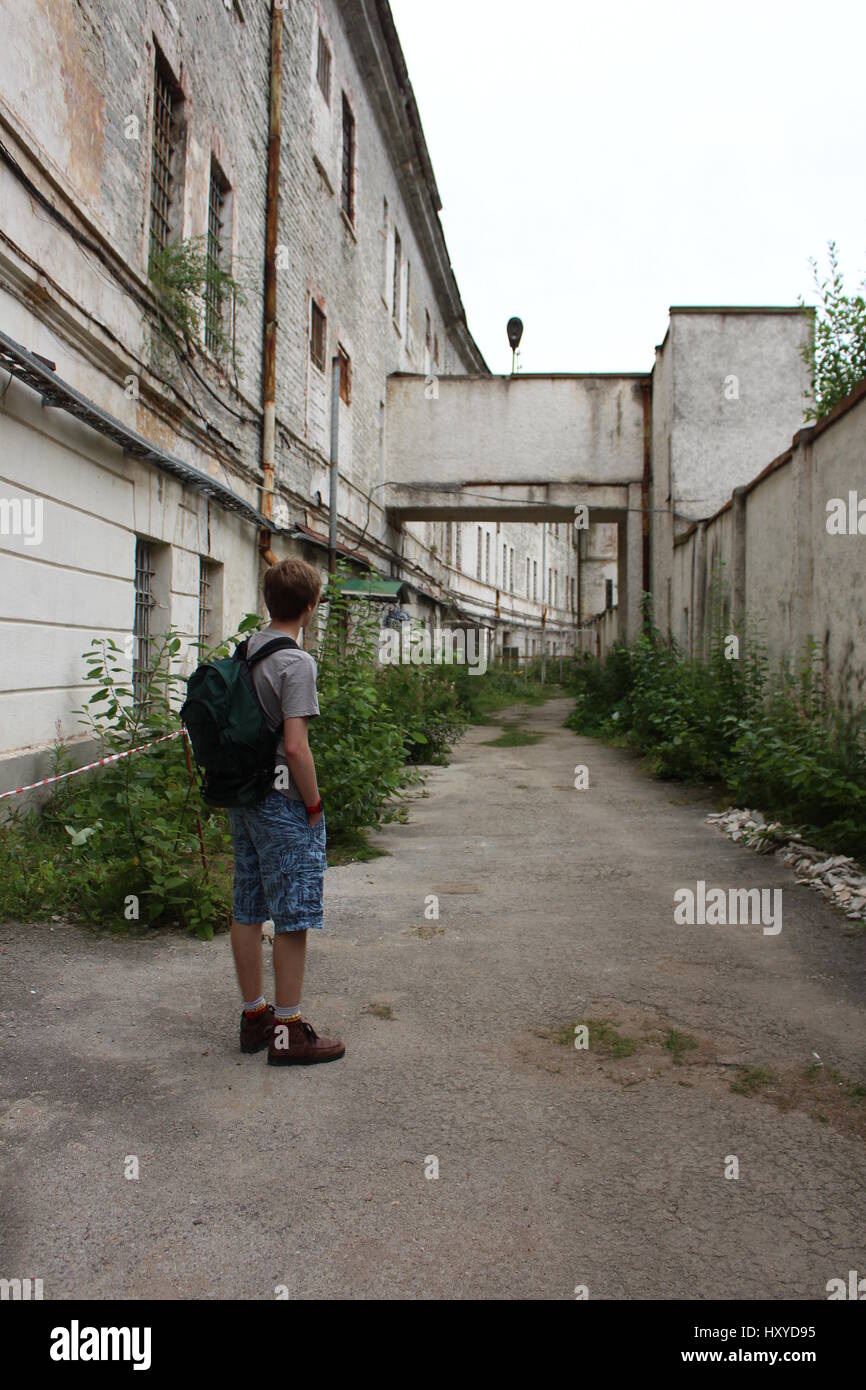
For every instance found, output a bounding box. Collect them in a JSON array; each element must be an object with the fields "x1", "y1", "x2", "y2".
[{"x1": 260, "y1": 0, "x2": 283, "y2": 570}]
